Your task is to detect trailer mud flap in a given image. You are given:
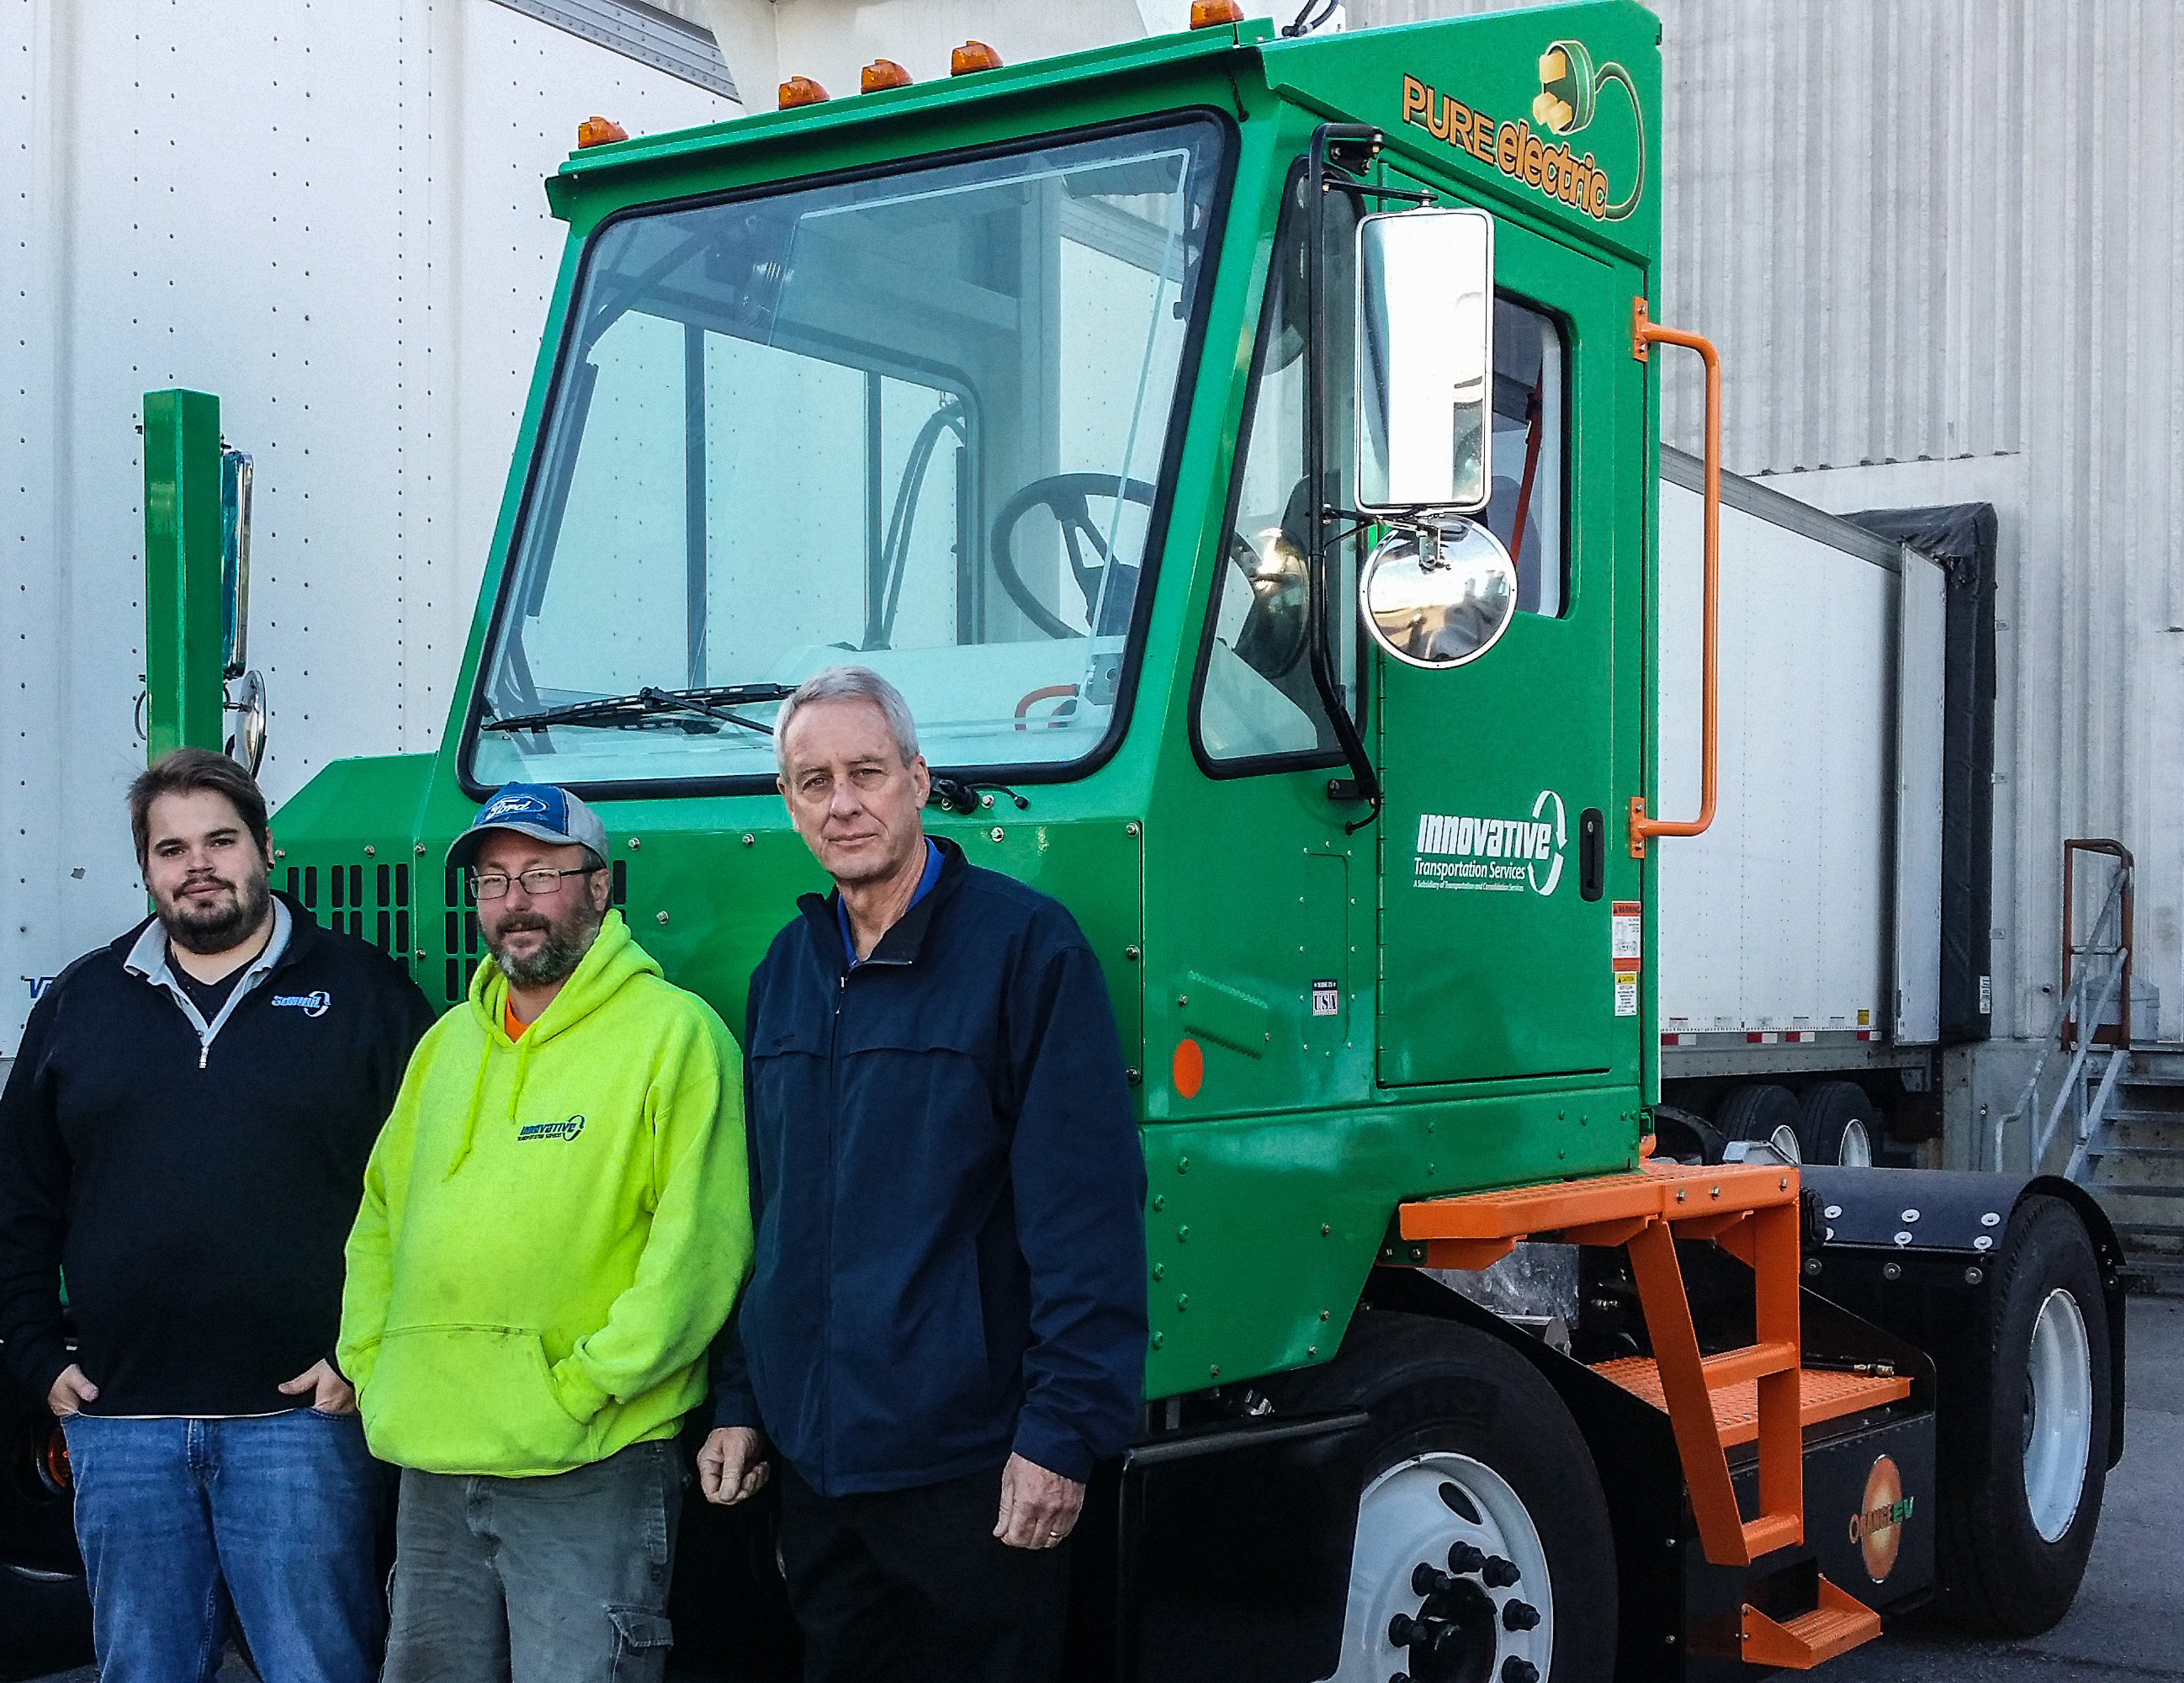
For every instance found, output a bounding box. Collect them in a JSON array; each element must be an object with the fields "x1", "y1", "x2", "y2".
[{"x1": 1108, "y1": 1410, "x2": 1374, "y2": 1683}]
